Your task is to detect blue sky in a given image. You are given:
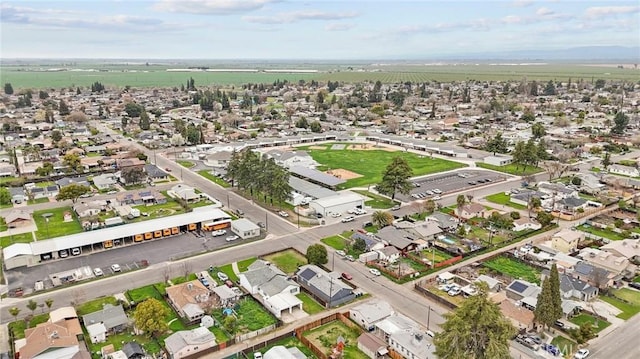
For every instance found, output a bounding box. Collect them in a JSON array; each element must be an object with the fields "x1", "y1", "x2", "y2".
[{"x1": 1, "y1": 0, "x2": 639, "y2": 59}]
